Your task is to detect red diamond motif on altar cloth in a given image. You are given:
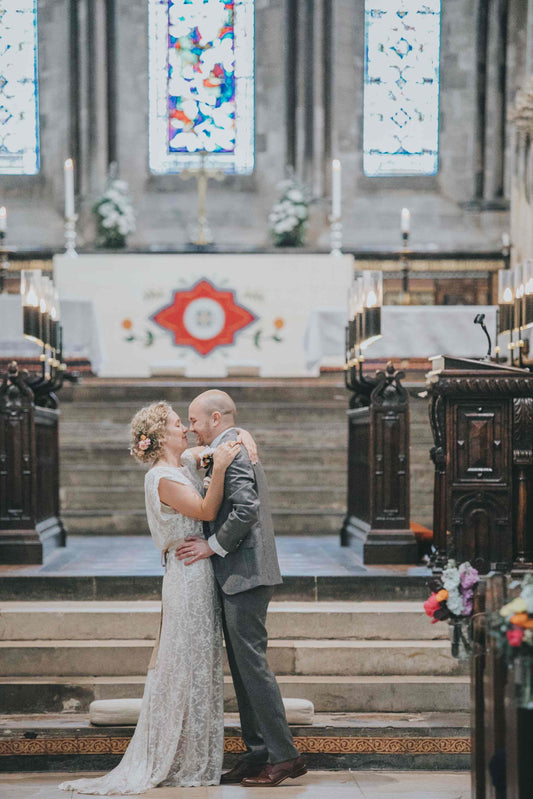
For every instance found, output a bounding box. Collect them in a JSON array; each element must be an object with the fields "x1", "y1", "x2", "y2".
[{"x1": 152, "y1": 279, "x2": 256, "y2": 356}]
